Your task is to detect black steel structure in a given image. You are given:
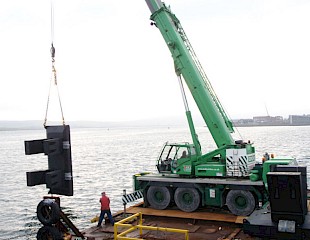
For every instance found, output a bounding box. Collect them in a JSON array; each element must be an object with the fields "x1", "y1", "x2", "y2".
[{"x1": 25, "y1": 125, "x2": 73, "y2": 196}]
